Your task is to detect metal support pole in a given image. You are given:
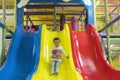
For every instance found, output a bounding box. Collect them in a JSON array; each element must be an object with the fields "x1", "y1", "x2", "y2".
[
  {"x1": 14, "y1": 0, "x2": 17, "y2": 29},
  {"x1": 118, "y1": 4, "x2": 120, "y2": 27},
  {"x1": 26, "y1": 14, "x2": 29, "y2": 30},
  {"x1": 53, "y1": 4, "x2": 57, "y2": 31},
  {"x1": 82, "y1": 15, "x2": 84, "y2": 31},
  {"x1": 78, "y1": 20, "x2": 80, "y2": 31},
  {"x1": 0, "y1": 0, "x2": 6, "y2": 66},
  {"x1": 104, "y1": 0, "x2": 110, "y2": 59},
  {"x1": 93, "y1": 0, "x2": 96, "y2": 27},
  {"x1": 3, "y1": 0, "x2": 6, "y2": 24}
]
